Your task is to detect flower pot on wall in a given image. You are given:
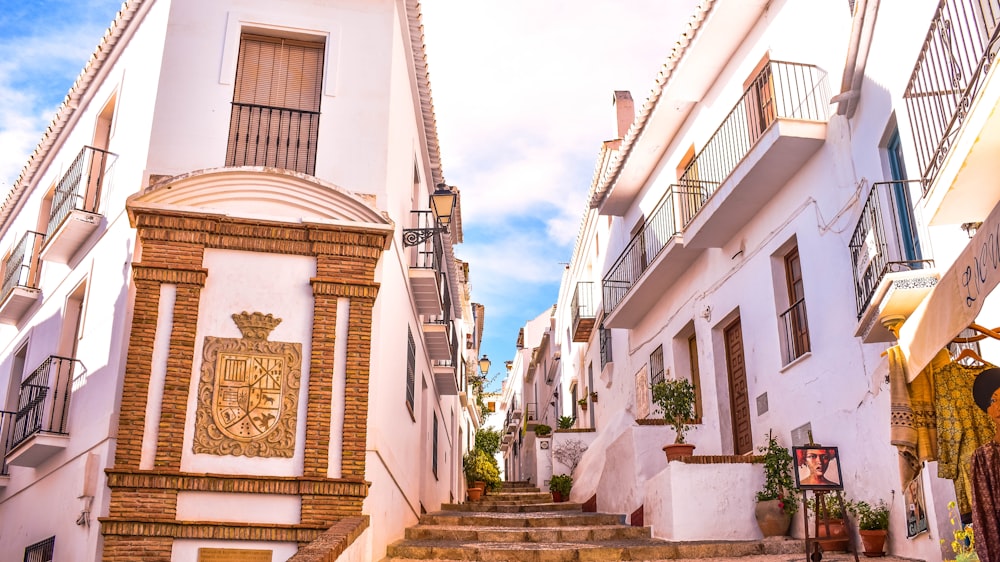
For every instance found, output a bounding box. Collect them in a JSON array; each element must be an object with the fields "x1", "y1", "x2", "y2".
[
  {"x1": 859, "y1": 529, "x2": 887, "y2": 557},
  {"x1": 662, "y1": 443, "x2": 696, "y2": 462},
  {"x1": 754, "y1": 499, "x2": 791, "y2": 537}
]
